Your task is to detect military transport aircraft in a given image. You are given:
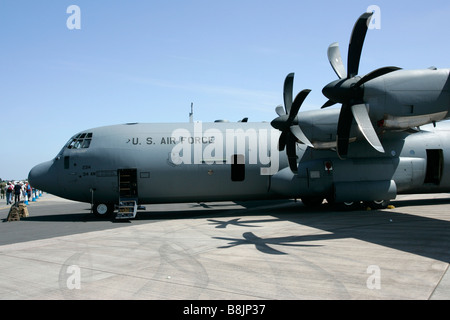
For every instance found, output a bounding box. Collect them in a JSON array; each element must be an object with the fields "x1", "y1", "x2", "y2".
[{"x1": 29, "y1": 12, "x2": 450, "y2": 219}]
